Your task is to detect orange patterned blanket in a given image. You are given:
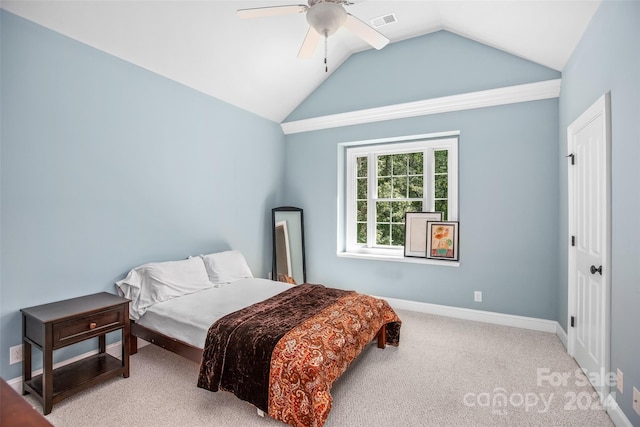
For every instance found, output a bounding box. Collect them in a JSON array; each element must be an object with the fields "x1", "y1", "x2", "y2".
[{"x1": 197, "y1": 284, "x2": 401, "y2": 427}]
